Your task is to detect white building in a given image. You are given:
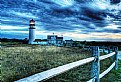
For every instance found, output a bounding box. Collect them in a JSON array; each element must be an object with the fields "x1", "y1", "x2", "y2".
[
  {"x1": 56, "y1": 37, "x2": 63, "y2": 46},
  {"x1": 47, "y1": 35, "x2": 63, "y2": 46},
  {"x1": 47, "y1": 35, "x2": 57, "y2": 45}
]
